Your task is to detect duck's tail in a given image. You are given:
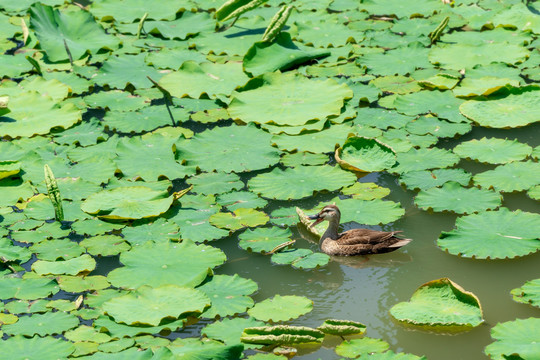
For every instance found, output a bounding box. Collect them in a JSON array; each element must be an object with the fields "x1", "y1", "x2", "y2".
[{"x1": 388, "y1": 238, "x2": 412, "y2": 248}]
